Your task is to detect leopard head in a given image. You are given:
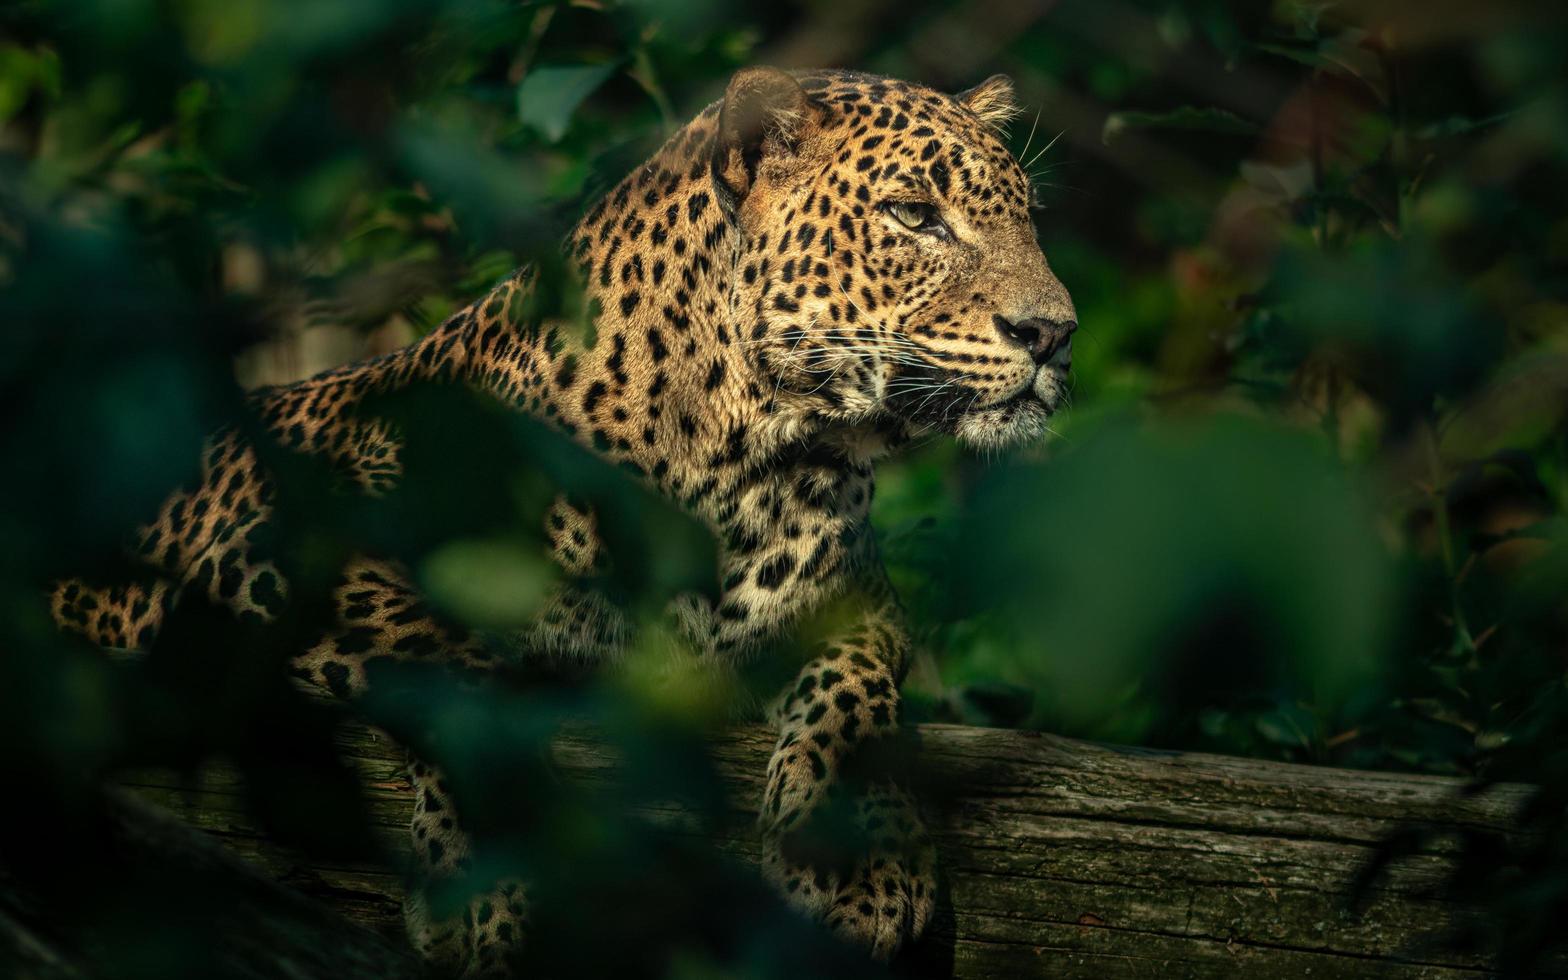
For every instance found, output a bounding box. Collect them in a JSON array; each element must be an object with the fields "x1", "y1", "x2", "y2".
[{"x1": 715, "y1": 67, "x2": 1076, "y2": 451}]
